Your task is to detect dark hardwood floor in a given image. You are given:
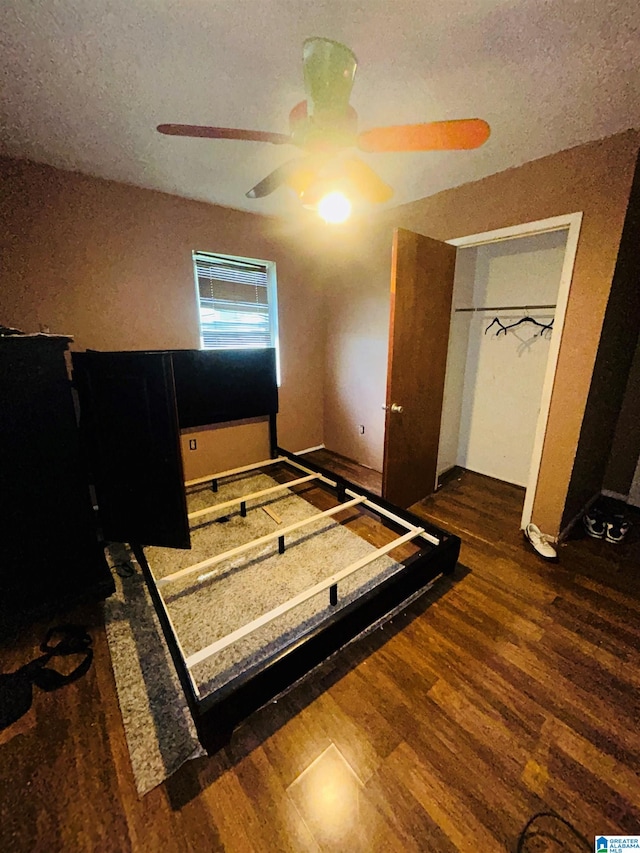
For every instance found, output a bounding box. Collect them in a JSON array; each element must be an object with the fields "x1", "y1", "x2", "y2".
[
  {"x1": 300, "y1": 448, "x2": 383, "y2": 495},
  {"x1": 1, "y1": 460, "x2": 639, "y2": 851}
]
